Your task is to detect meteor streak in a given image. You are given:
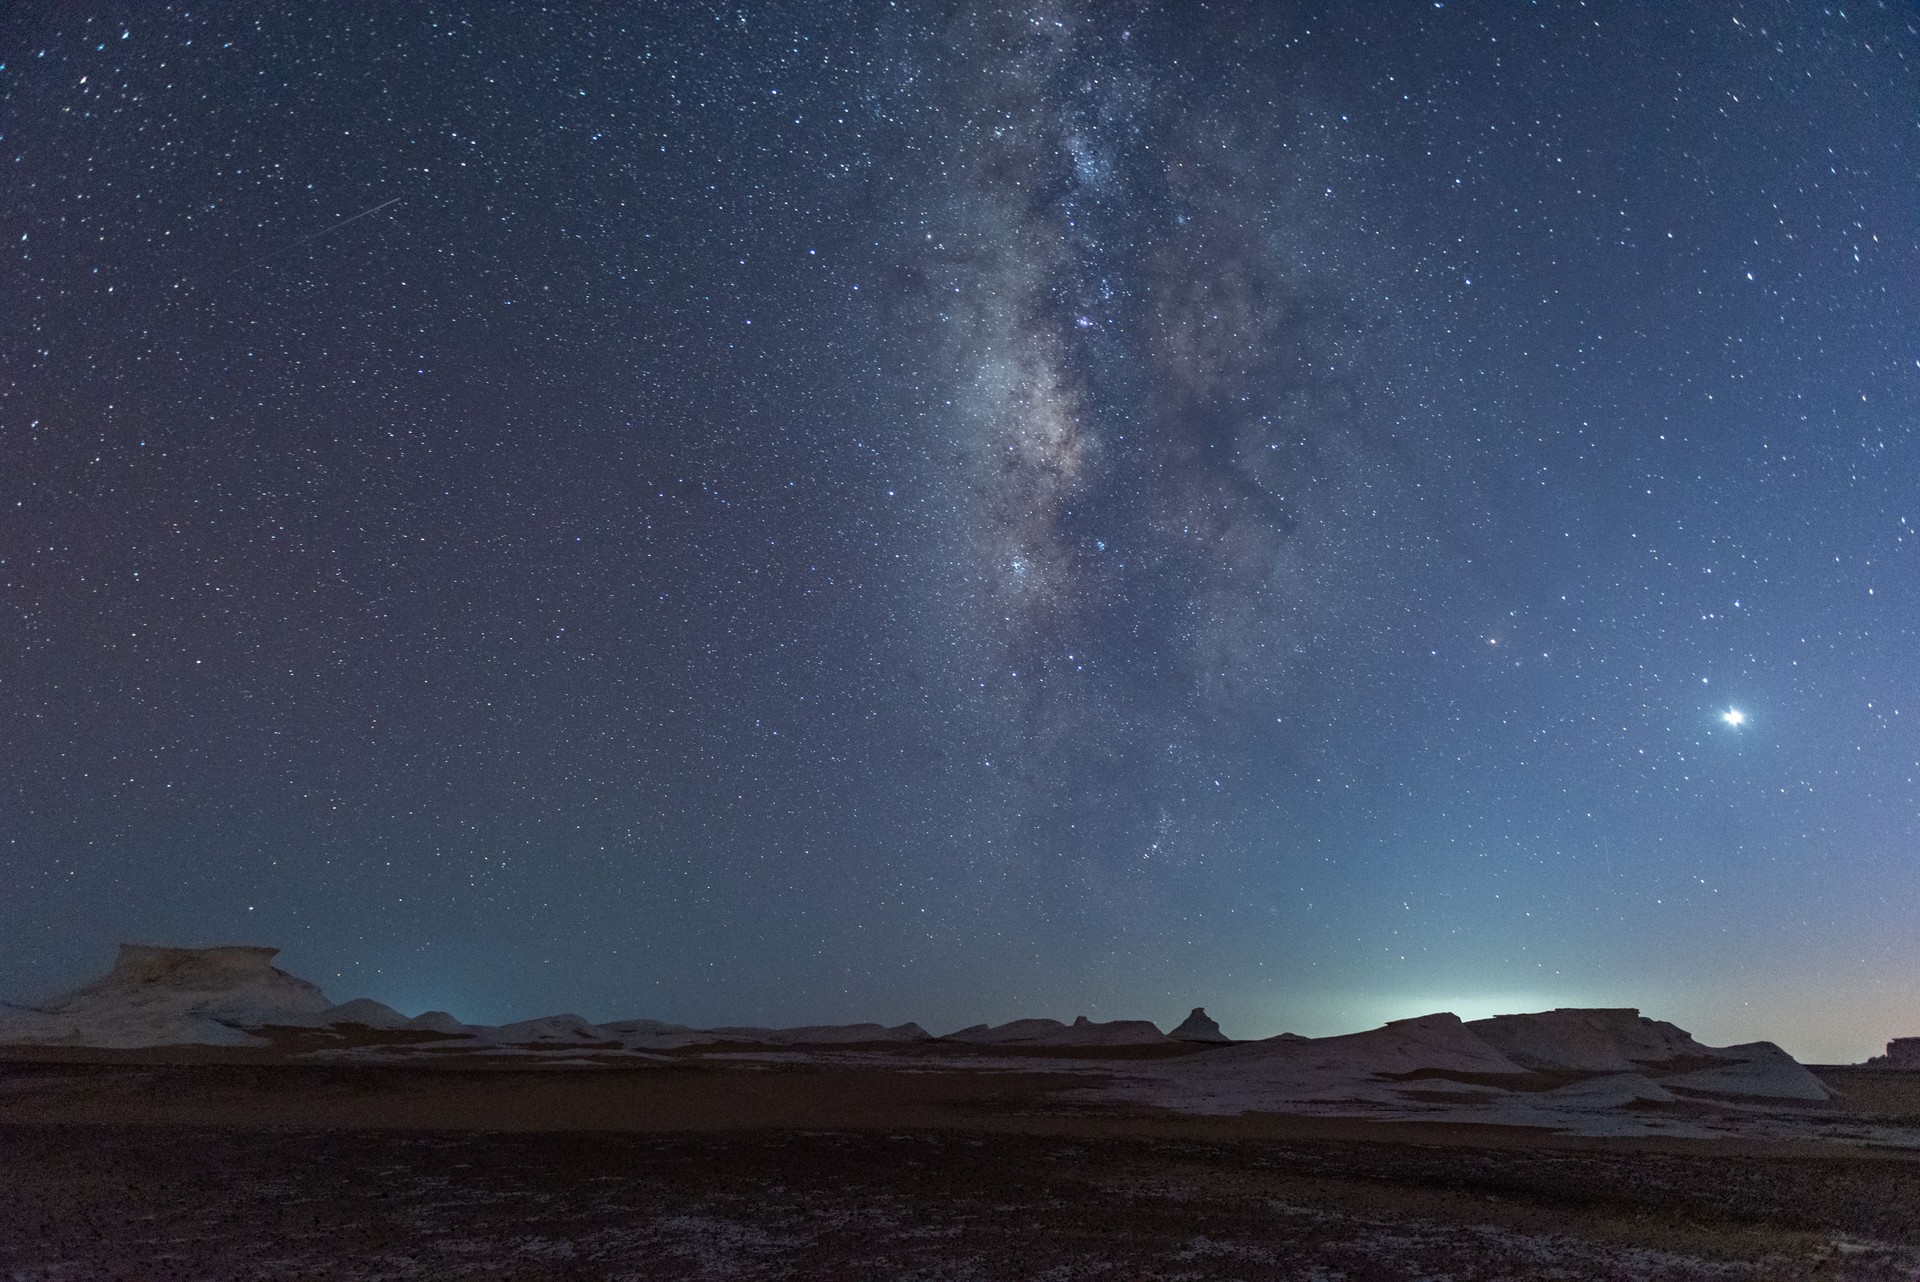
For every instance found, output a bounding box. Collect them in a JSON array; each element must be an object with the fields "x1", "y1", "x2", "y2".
[{"x1": 229, "y1": 195, "x2": 405, "y2": 274}]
